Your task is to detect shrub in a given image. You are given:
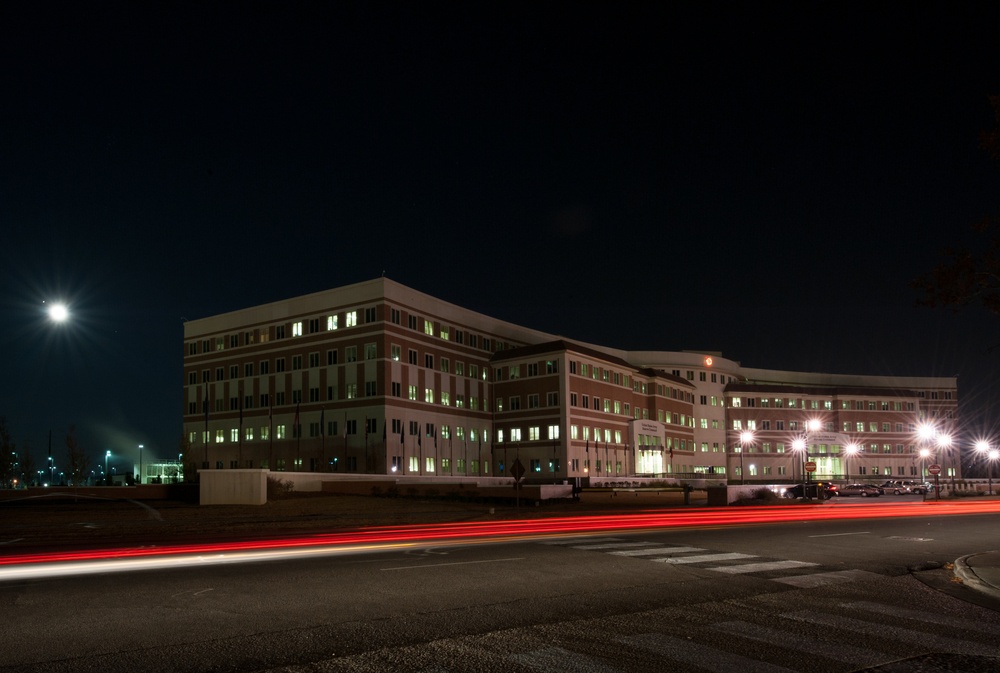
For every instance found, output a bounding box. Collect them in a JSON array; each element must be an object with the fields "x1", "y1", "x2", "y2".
[{"x1": 266, "y1": 476, "x2": 293, "y2": 498}]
